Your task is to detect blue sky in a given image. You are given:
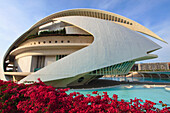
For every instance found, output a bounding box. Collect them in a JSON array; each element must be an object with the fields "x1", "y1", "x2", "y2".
[{"x1": 0, "y1": 0, "x2": 170, "y2": 63}]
